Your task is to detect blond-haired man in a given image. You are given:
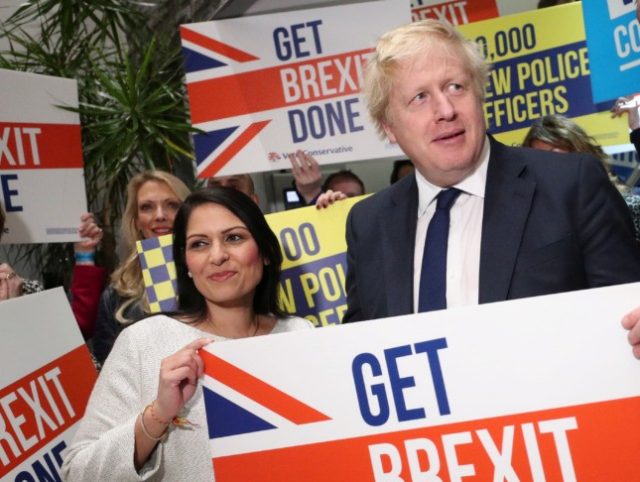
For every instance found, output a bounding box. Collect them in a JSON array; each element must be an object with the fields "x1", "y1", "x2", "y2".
[{"x1": 343, "y1": 20, "x2": 640, "y2": 323}]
